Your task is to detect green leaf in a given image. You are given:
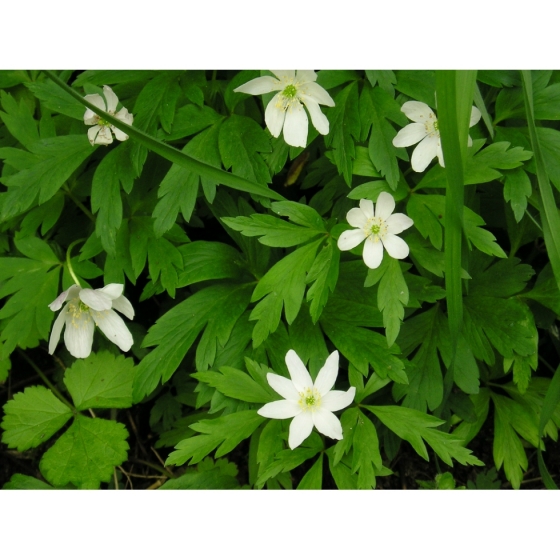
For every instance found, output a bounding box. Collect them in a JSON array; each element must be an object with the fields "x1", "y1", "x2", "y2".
[
  {"x1": 325, "y1": 81, "x2": 360, "y2": 186},
  {"x1": 160, "y1": 457, "x2": 240, "y2": 489},
  {"x1": 297, "y1": 455, "x2": 323, "y2": 489},
  {"x1": 352, "y1": 410, "x2": 383, "y2": 489},
  {"x1": 377, "y1": 258, "x2": 409, "y2": 347},
  {"x1": 0, "y1": 91, "x2": 40, "y2": 149},
  {"x1": 452, "y1": 389, "x2": 491, "y2": 446},
  {"x1": 394, "y1": 70, "x2": 436, "y2": 107},
  {"x1": 306, "y1": 238, "x2": 340, "y2": 323},
  {"x1": 166, "y1": 410, "x2": 266, "y2": 467},
  {"x1": 352, "y1": 146, "x2": 381, "y2": 178},
  {"x1": 146, "y1": 235, "x2": 183, "y2": 297},
  {"x1": 365, "y1": 70, "x2": 397, "y2": 95},
  {"x1": 166, "y1": 103, "x2": 223, "y2": 141},
  {"x1": 503, "y1": 168, "x2": 532, "y2": 223},
  {"x1": 366, "y1": 405, "x2": 483, "y2": 467},
  {"x1": 40, "y1": 416, "x2": 129, "y2": 489},
  {"x1": 63, "y1": 352, "x2": 135, "y2": 410},
  {"x1": 26, "y1": 78, "x2": 86, "y2": 120},
  {"x1": 316, "y1": 70, "x2": 360, "y2": 89},
  {"x1": 524, "y1": 263, "x2": 560, "y2": 315},
  {"x1": 3, "y1": 474, "x2": 54, "y2": 490},
  {"x1": 1, "y1": 386, "x2": 72, "y2": 451}
]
